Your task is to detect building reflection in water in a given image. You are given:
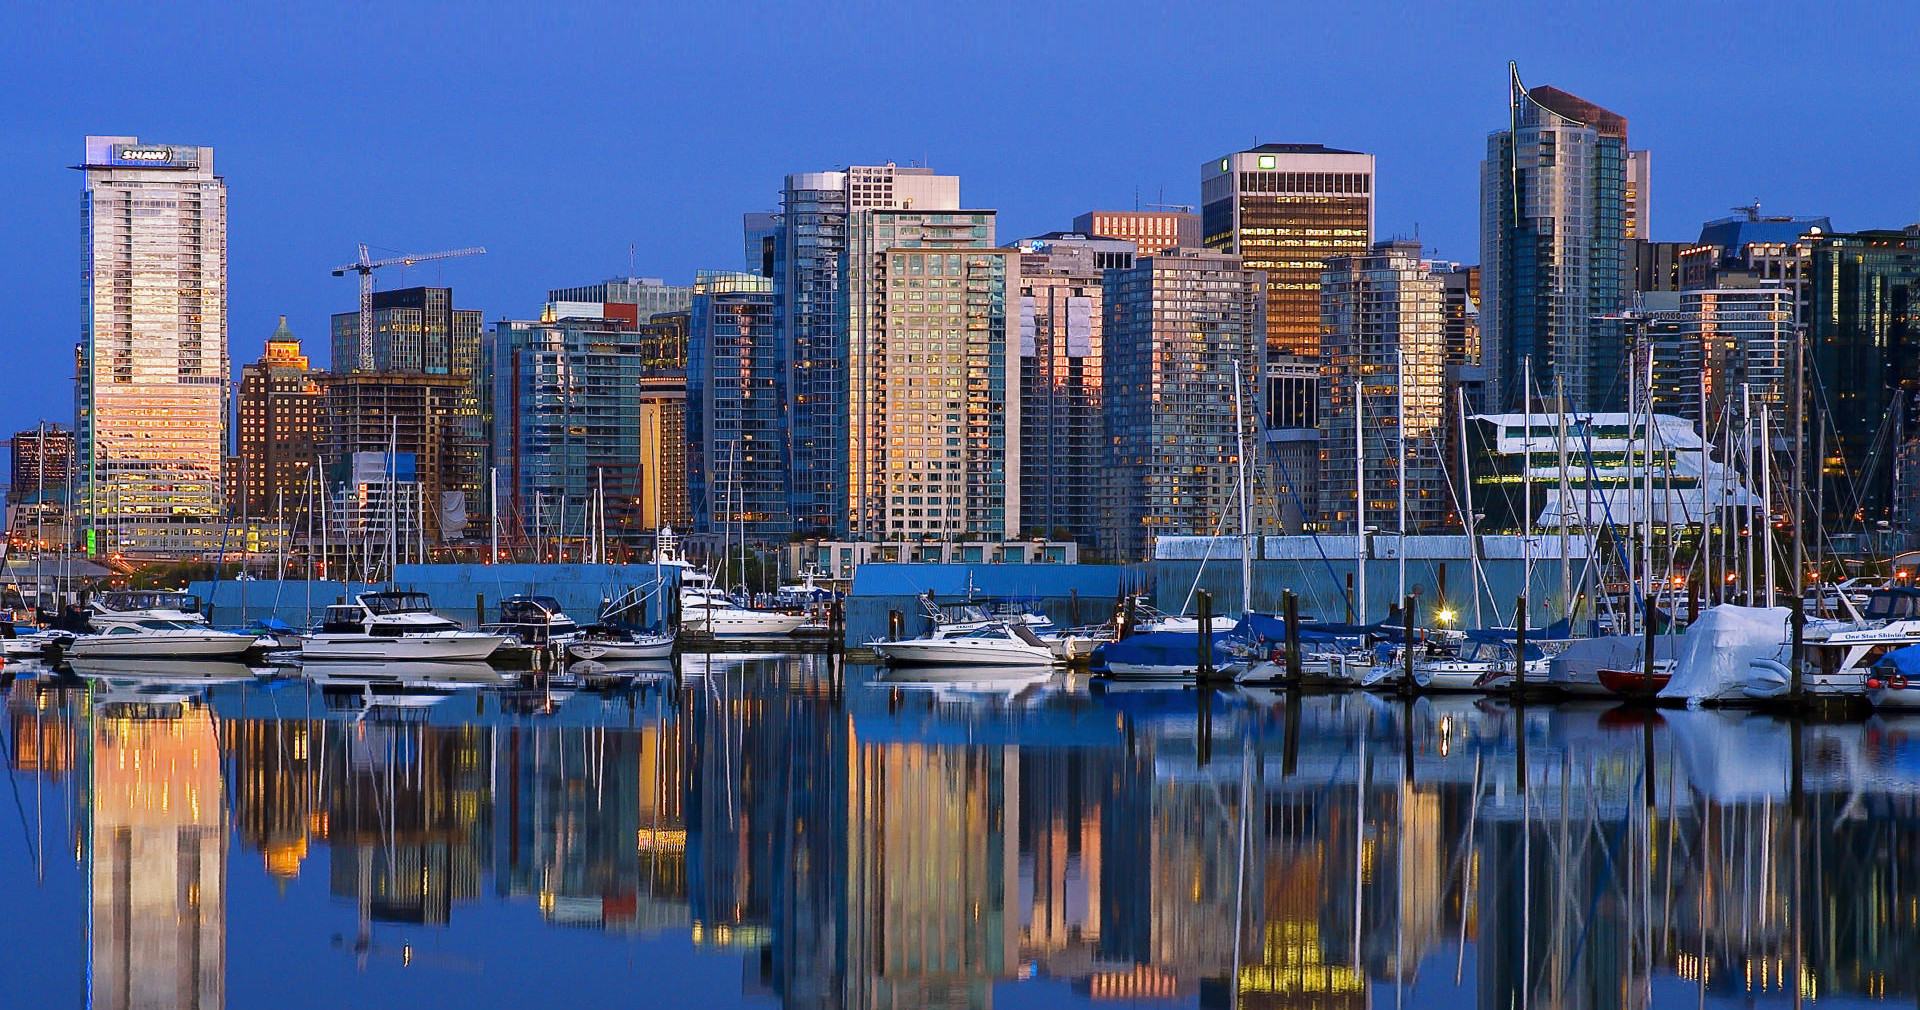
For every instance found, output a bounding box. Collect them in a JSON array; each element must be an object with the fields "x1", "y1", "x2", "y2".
[{"x1": 12, "y1": 661, "x2": 1920, "y2": 1008}]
